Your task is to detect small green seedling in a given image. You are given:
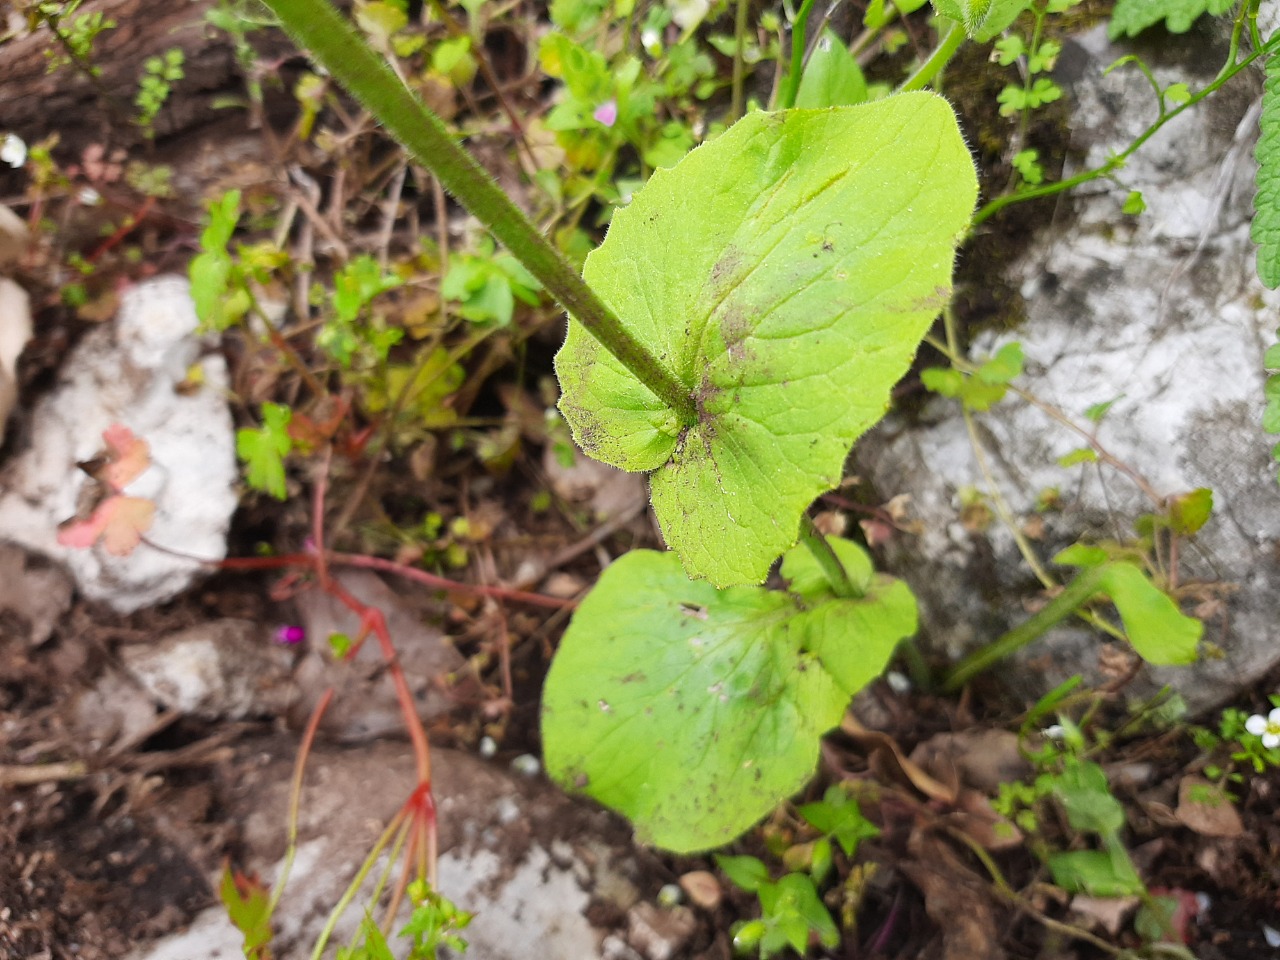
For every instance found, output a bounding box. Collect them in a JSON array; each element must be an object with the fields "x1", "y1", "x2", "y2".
[
  {"x1": 717, "y1": 855, "x2": 840, "y2": 958},
  {"x1": 922, "y1": 341, "x2": 1024, "y2": 411},
  {"x1": 237, "y1": 402, "x2": 294, "y2": 500},
  {"x1": 136, "y1": 48, "x2": 185, "y2": 135}
]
